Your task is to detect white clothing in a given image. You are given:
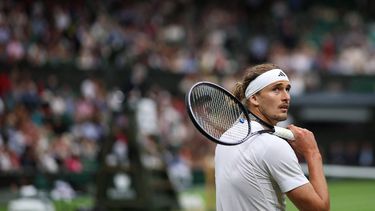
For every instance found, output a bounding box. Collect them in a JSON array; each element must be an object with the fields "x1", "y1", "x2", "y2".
[{"x1": 215, "y1": 121, "x2": 308, "y2": 211}]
